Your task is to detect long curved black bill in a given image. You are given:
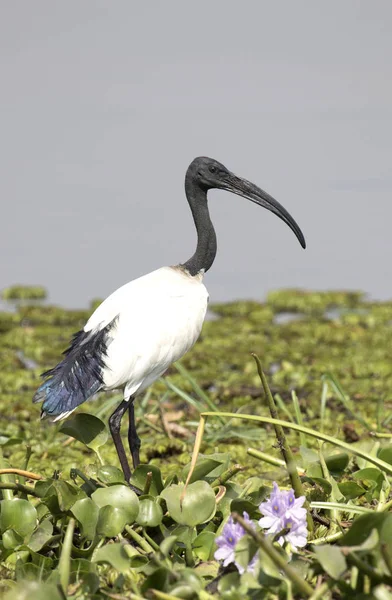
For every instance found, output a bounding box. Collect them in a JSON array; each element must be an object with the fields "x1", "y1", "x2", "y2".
[{"x1": 224, "y1": 173, "x2": 306, "y2": 249}]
